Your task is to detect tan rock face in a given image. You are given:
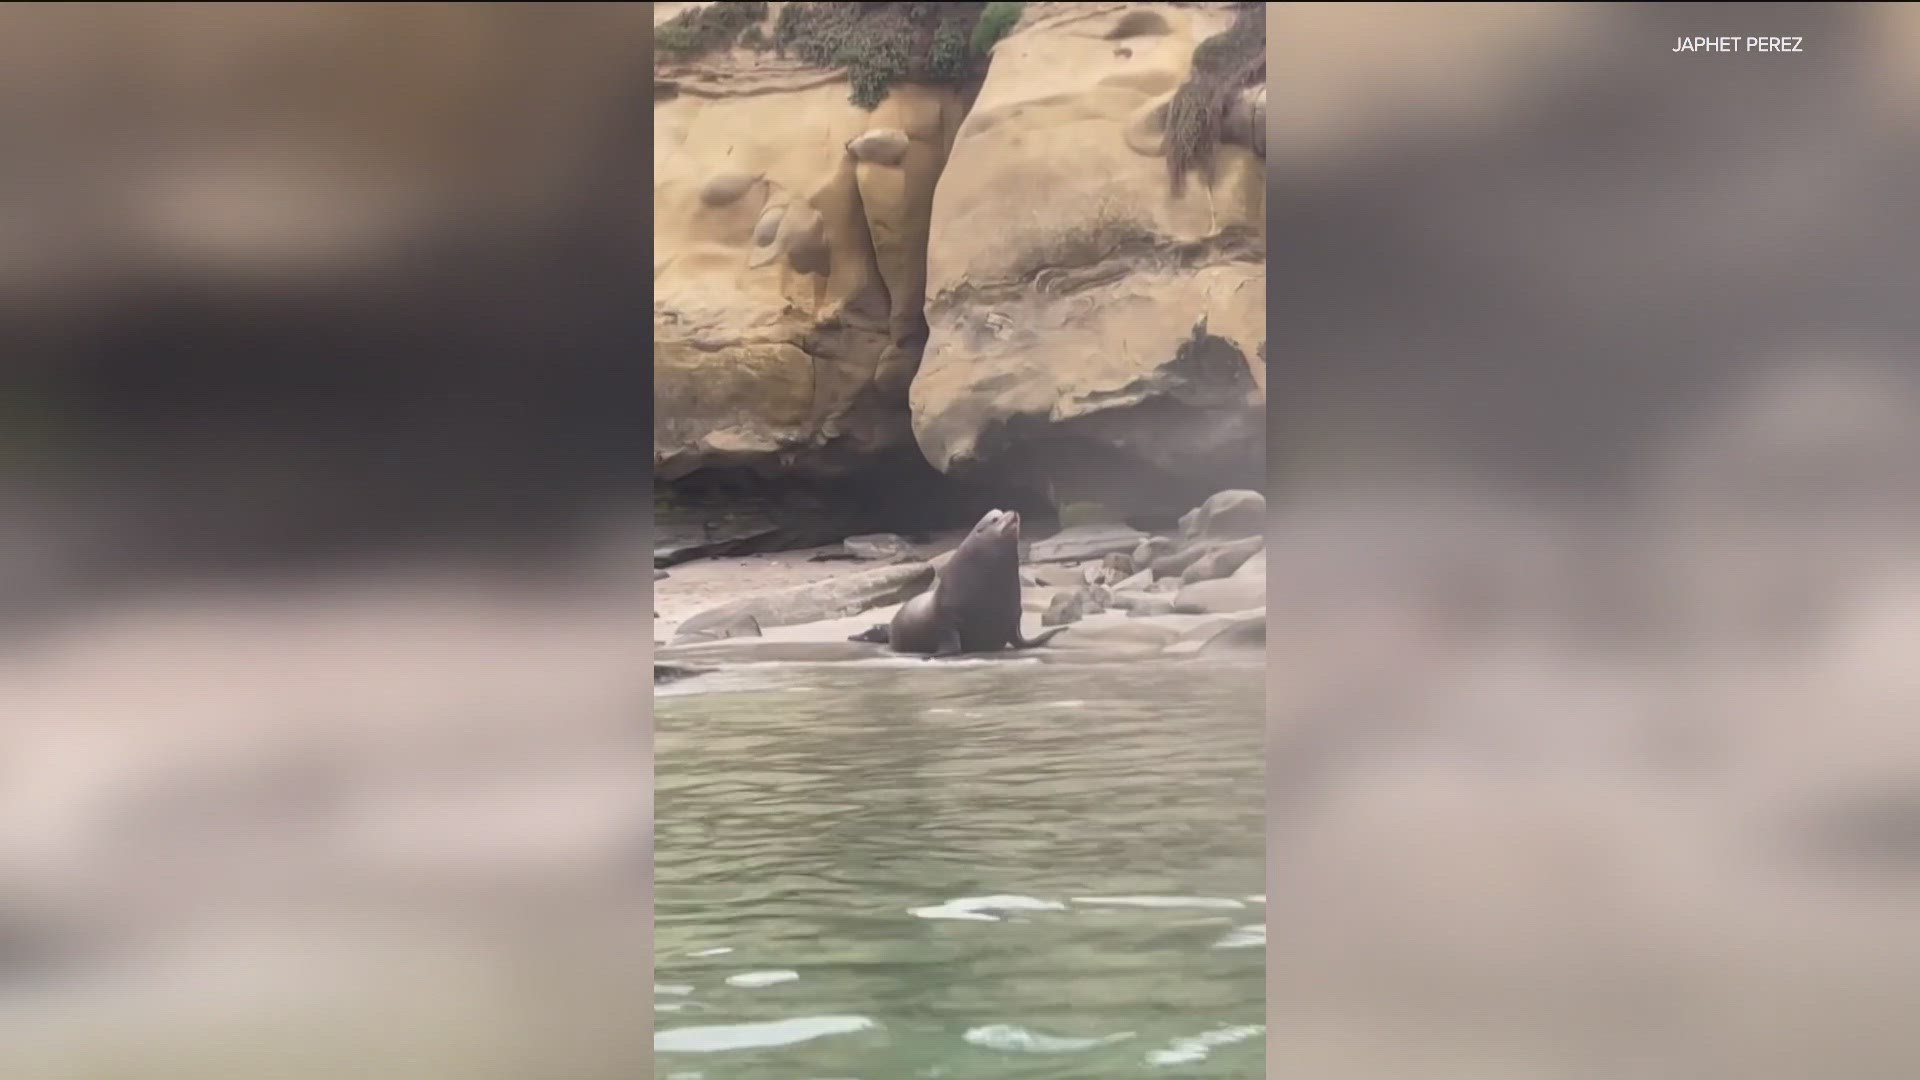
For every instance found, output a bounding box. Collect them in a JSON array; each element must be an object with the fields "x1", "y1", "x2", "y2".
[
  {"x1": 914, "y1": 2, "x2": 1266, "y2": 503},
  {"x1": 653, "y1": 2, "x2": 1265, "y2": 498},
  {"x1": 652, "y1": 14, "x2": 973, "y2": 480}
]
